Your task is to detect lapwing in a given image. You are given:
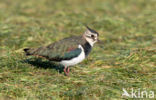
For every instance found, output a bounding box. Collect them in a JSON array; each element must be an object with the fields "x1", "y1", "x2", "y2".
[{"x1": 24, "y1": 26, "x2": 100, "y2": 75}]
